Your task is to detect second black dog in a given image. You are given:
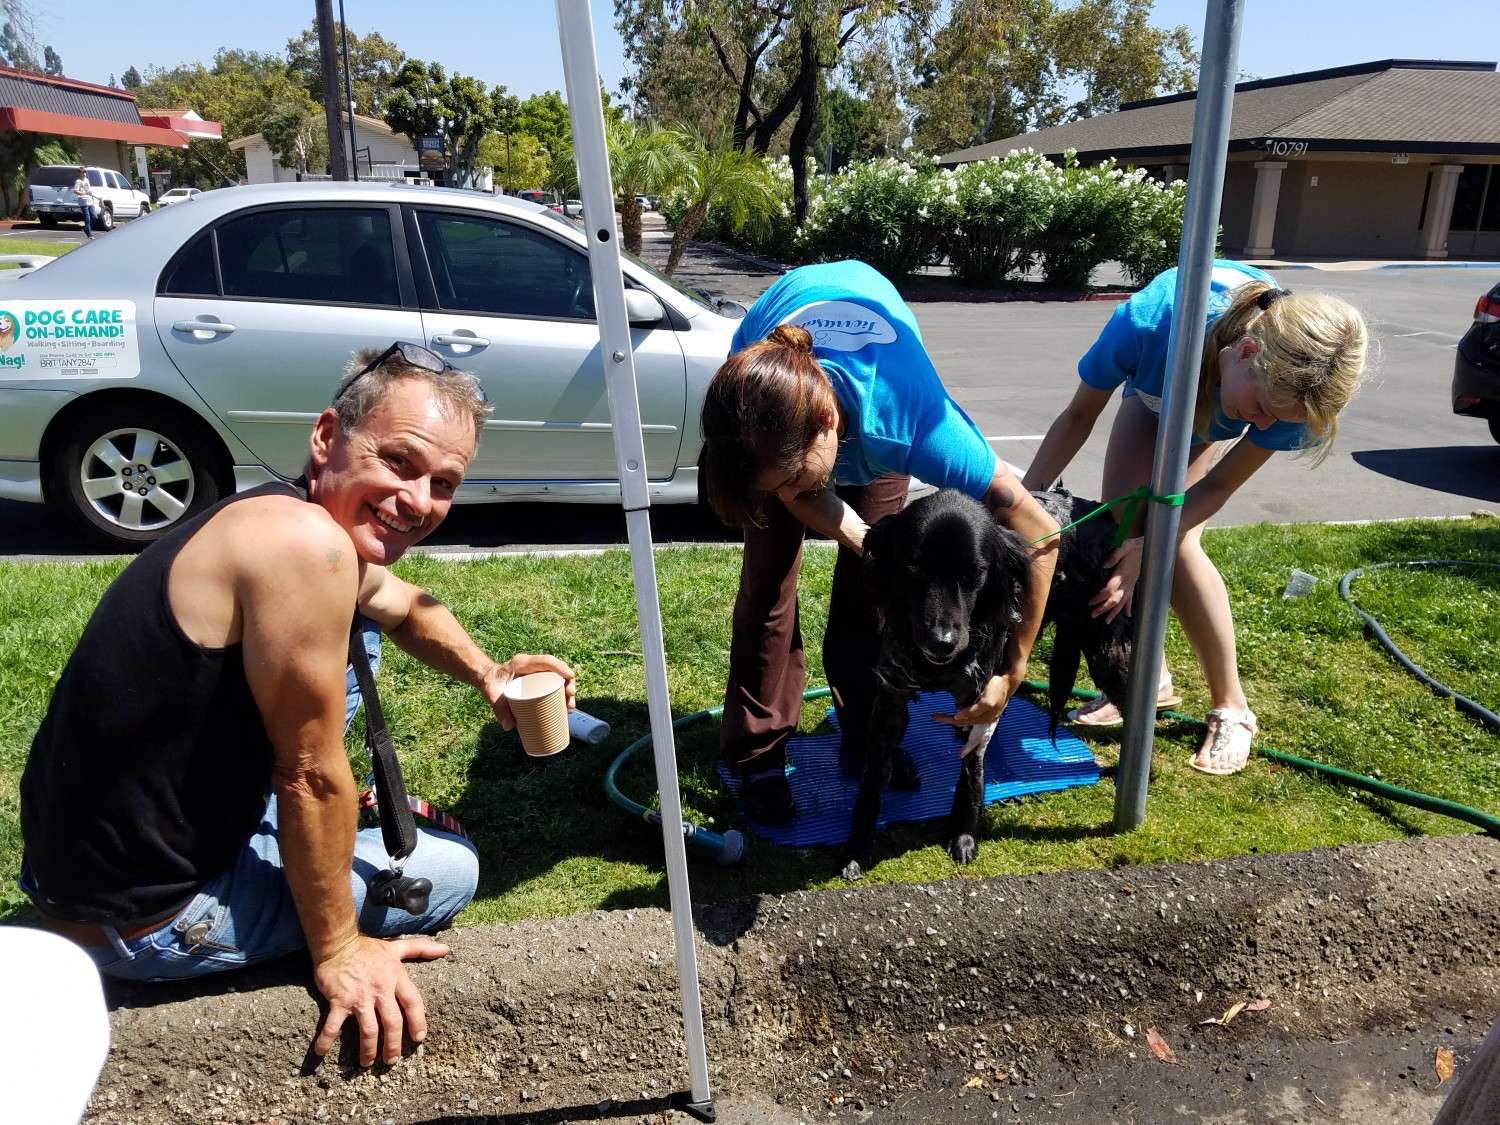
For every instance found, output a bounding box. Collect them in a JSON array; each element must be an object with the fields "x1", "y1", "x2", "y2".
[{"x1": 846, "y1": 487, "x2": 1132, "y2": 881}]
